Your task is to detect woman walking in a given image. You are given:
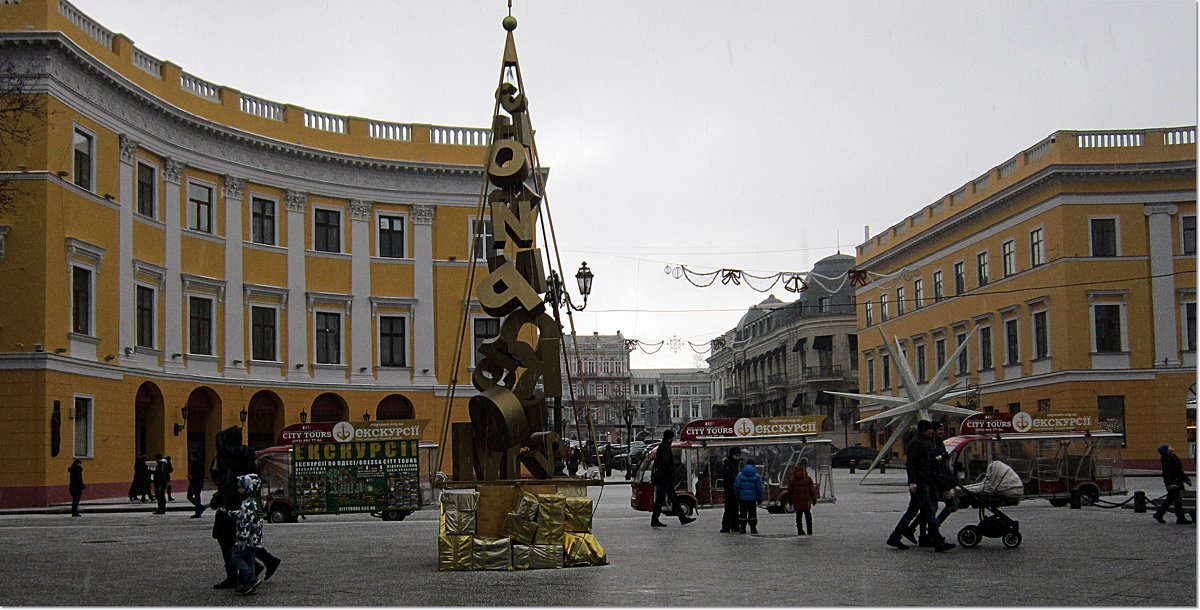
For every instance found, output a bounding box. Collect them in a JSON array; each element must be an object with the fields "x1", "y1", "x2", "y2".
[
  {"x1": 68, "y1": 459, "x2": 85, "y2": 517},
  {"x1": 787, "y1": 458, "x2": 819, "y2": 535}
]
